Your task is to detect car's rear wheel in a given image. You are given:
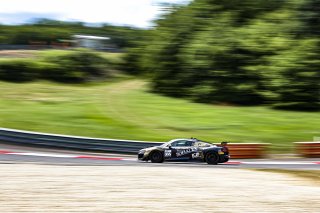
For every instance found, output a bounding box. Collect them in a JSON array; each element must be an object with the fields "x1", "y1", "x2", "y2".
[
  {"x1": 205, "y1": 152, "x2": 219, "y2": 165},
  {"x1": 150, "y1": 151, "x2": 164, "y2": 163}
]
